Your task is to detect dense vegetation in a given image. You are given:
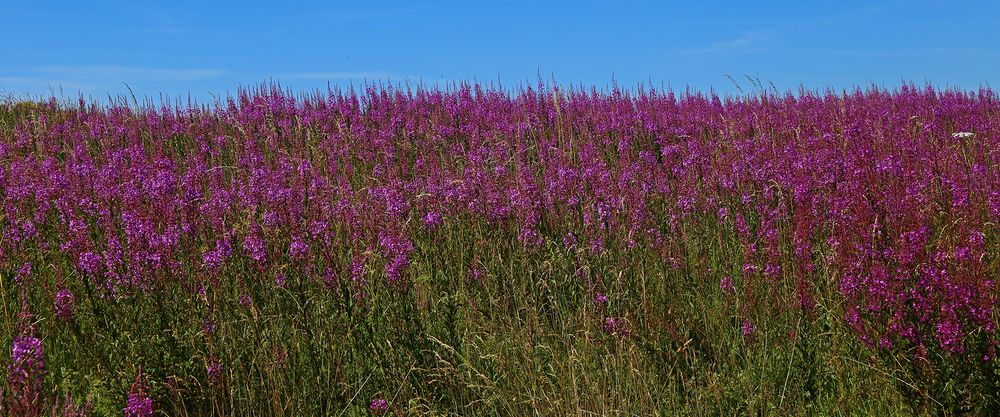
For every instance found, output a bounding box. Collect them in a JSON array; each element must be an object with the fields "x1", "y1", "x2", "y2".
[{"x1": 1, "y1": 82, "x2": 998, "y2": 416}]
